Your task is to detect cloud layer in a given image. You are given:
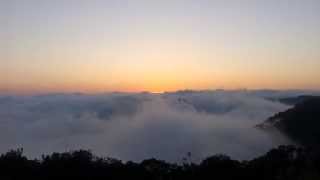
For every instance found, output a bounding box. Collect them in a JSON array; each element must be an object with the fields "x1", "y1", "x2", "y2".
[{"x1": 0, "y1": 90, "x2": 297, "y2": 162}]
